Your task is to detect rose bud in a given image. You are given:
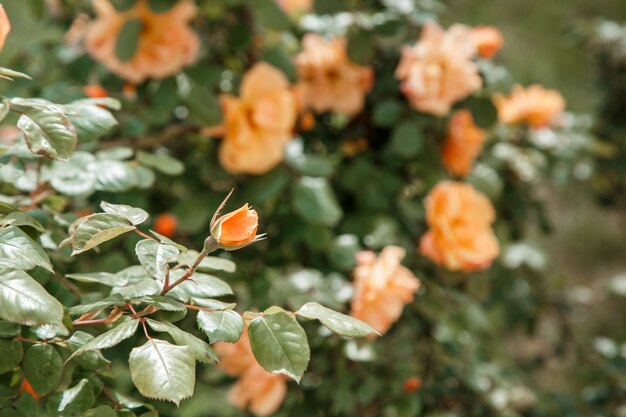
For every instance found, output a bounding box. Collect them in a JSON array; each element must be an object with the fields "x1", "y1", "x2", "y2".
[{"x1": 208, "y1": 195, "x2": 265, "y2": 251}]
